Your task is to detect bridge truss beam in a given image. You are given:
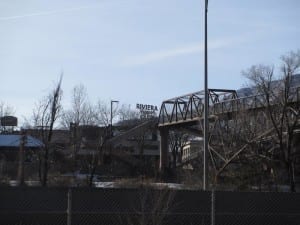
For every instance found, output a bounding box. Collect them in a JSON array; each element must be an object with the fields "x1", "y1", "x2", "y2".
[{"x1": 158, "y1": 89, "x2": 237, "y2": 127}]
